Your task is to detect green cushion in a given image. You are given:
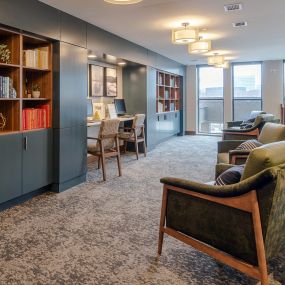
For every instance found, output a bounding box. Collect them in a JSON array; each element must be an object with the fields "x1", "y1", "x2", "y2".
[
  {"x1": 258, "y1": 123, "x2": 285, "y2": 144},
  {"x1": 242, "y1": 141, "x2": 285, "y2": 180}
]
